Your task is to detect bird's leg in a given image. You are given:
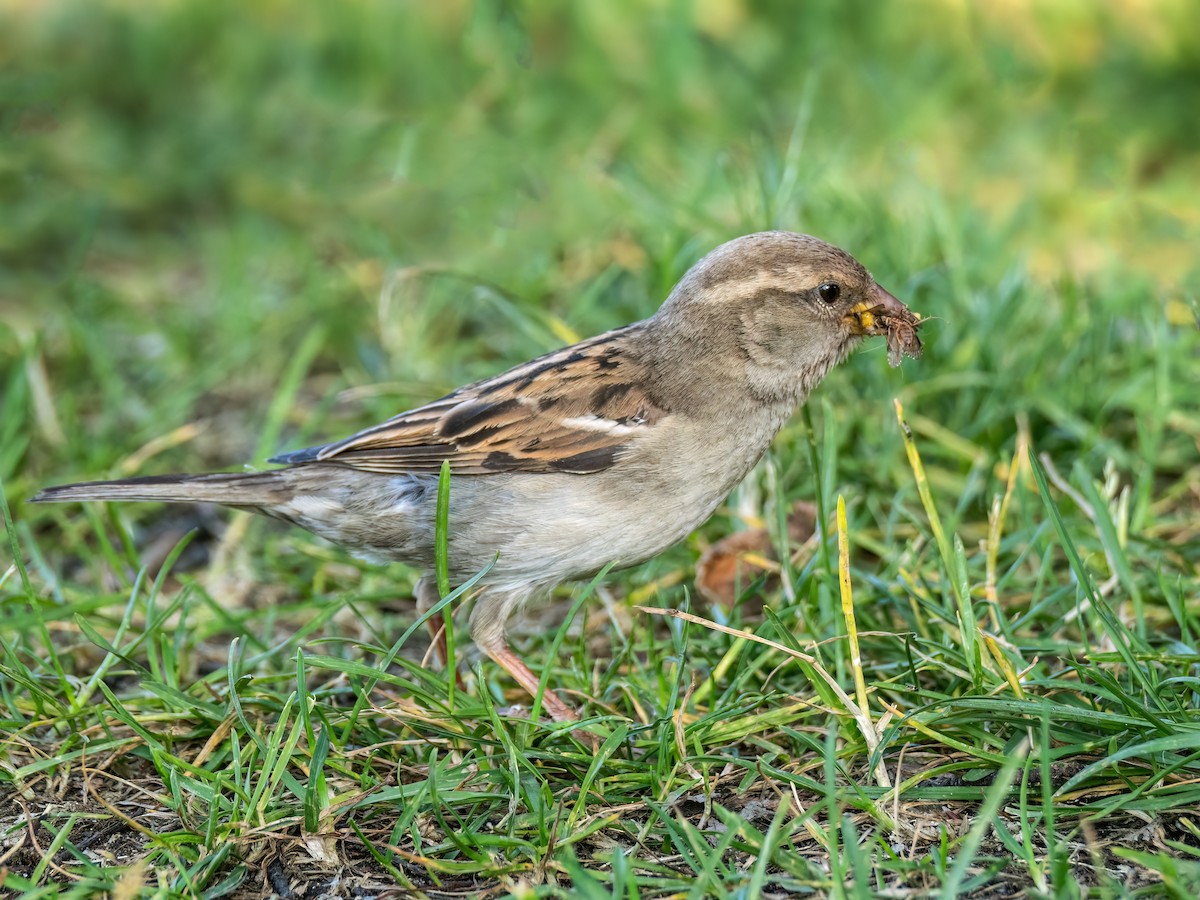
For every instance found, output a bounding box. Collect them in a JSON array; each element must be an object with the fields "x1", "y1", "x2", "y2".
[
  {"x1": 470, "y1": 589, "x2": 578, "y2": 723},
  {"x1": 477, "y1": 636, "x2": 579, "y2": 723},
  {"x1": 416, "y1": 575, "x2": 463, "y2": 689},
  {"x1": 415, "y1": 576, "x2": 447, "y2": 664}
]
